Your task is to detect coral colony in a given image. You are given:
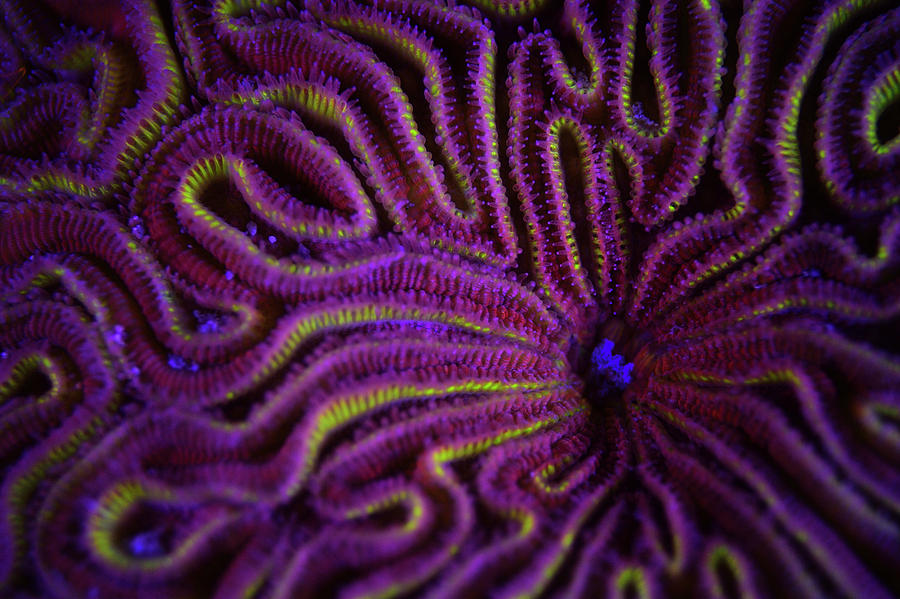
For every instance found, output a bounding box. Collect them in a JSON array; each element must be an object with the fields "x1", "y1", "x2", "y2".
[{"x1": 2, "y1": 0, "x2": 900, "y2": 597}]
